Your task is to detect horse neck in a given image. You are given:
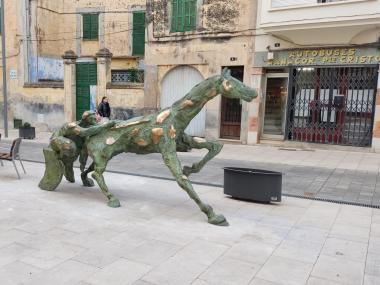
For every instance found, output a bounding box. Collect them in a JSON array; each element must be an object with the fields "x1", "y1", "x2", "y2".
[{"x1": 171, "y1": 76, "x2": 220, "y2": 133}]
